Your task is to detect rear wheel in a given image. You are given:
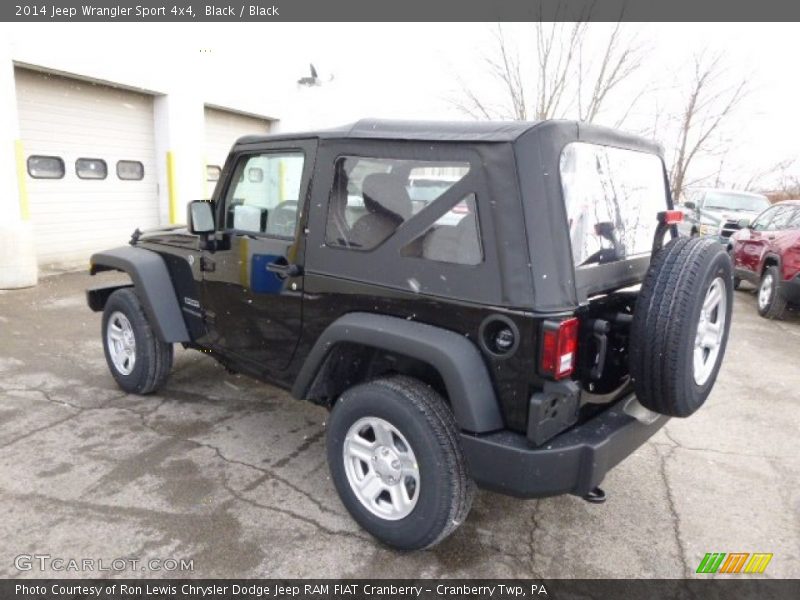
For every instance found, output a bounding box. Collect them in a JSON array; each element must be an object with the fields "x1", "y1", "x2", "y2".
[
  {"x1": 757, "y1": 266, "x2": 788, "y2": 319},
  {"x1": 102, "y1": 288, "x2": 173, "y2": 394},
  {"x1": 630, "y1": 237, "x2": 733, "y2": 417},
  {"x1": 326, "y1": 375, "x2": 474, "y2": 550}
]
